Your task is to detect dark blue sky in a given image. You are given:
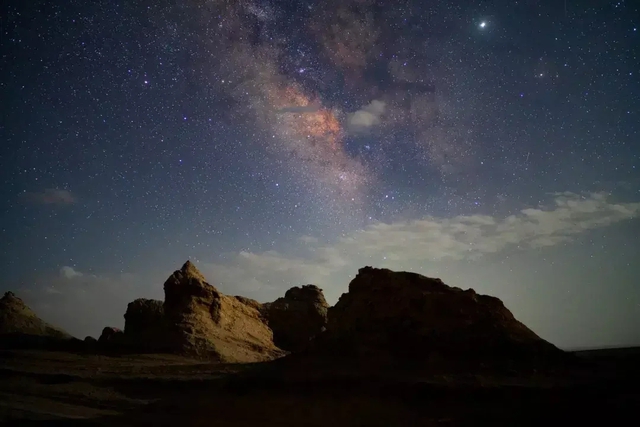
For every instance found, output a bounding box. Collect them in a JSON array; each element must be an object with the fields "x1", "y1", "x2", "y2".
[{"x1": 2, "y1": 0, "x2": 639, "y2": 348}]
